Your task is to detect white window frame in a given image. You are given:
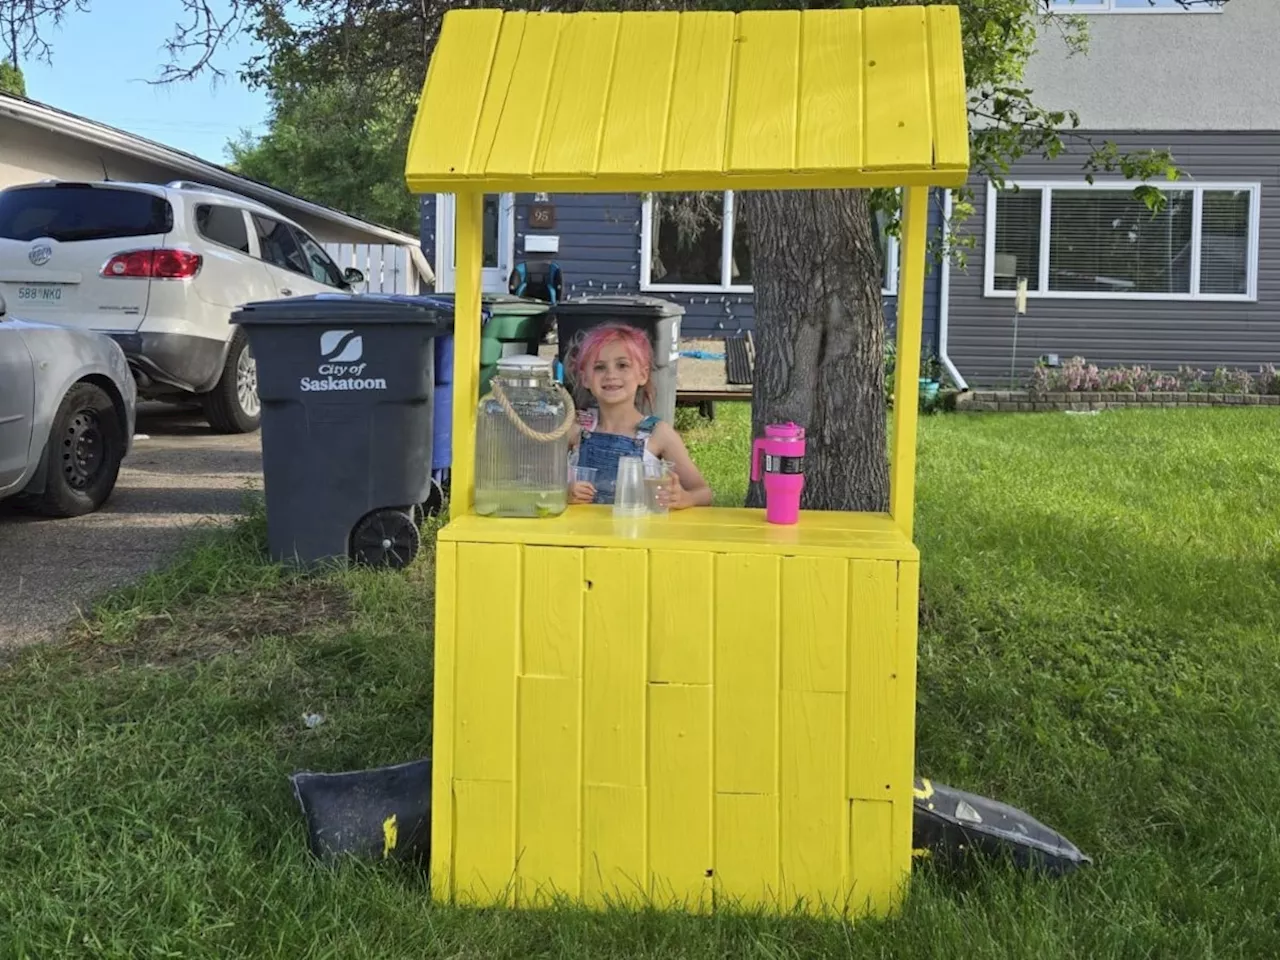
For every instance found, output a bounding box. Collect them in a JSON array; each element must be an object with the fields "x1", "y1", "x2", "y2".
[
  {"x1": 983, "y1": 179, "x2": 1261, "y2": 303},
  {"x1": 640, "y1": 191, "x2": 900, "y2": 297},
  {"x1": 1045, "y1": 0, "x2": 1223, "y2": 13}
]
